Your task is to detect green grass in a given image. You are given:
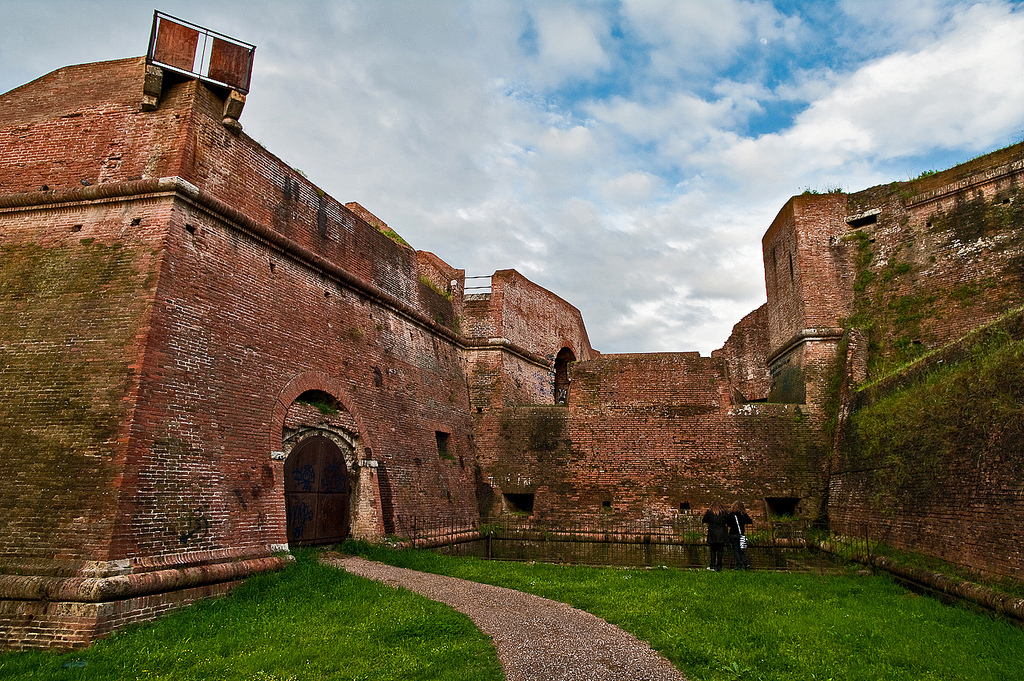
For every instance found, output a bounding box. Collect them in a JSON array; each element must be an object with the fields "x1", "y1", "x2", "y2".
[
  {"x1": 345, "y1": 543, "x2": 1024, "y2": 681},
  {"x1": 0, "y1": 550, "x2": 503, "y2": 681},
  {"x1": 4, "y1": 546, "x2": 1023, "y2": 681}
]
